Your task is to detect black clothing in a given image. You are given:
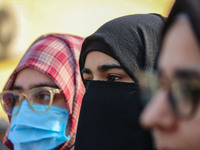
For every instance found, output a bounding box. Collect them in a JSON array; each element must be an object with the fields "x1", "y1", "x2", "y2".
[
  {"x1": 76, "y1": 14, "x2": 165, "y2": 150},
  {"x1": 75, "y1": 81, "x2": 153, "y2": 150}
]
